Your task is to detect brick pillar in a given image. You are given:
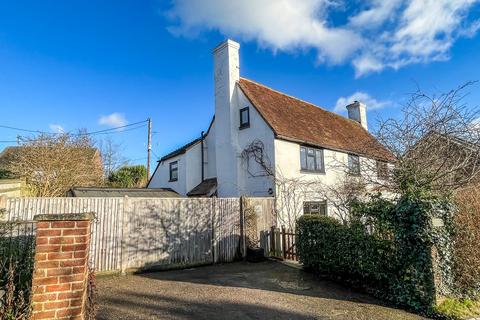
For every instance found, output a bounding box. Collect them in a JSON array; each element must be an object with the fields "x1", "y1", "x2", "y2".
[{"x1": 31, "y1": 213, "x2": 94, "y2": 320}]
